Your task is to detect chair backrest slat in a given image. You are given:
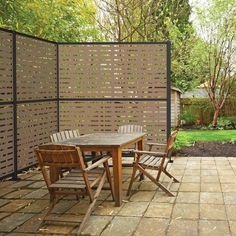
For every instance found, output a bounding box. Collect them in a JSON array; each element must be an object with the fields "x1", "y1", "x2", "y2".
[
  {"x1": 165, "y1": 129, "x2": 178, "y2": 157},
  {"x1": 50, "y1": 129, "x2": 80, "y2": 143},
  {"x1": 35, "y1": 144, "x2": 85, "y2": 169},
  {"x1": 118, "y1": 125, "x2": 143, "y2": 133}
]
